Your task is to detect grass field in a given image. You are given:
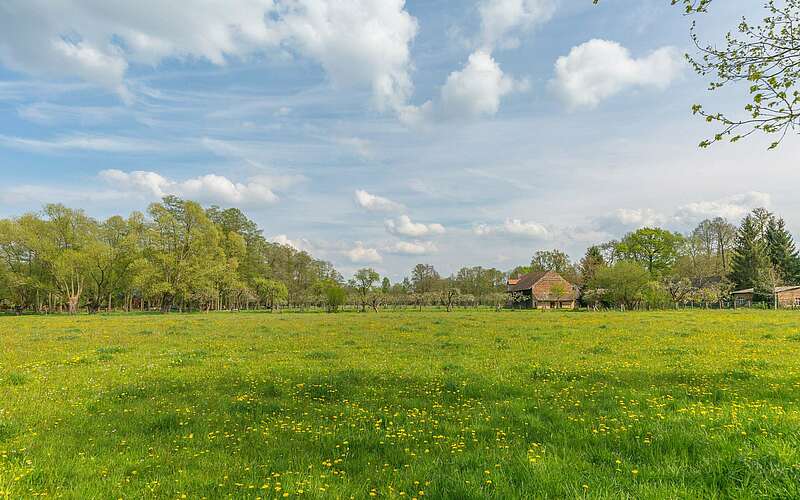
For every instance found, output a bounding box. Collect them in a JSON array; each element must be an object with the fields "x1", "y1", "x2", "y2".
[{"x1": 1, "y1": 310, "x2": 800, "y2": 499}]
